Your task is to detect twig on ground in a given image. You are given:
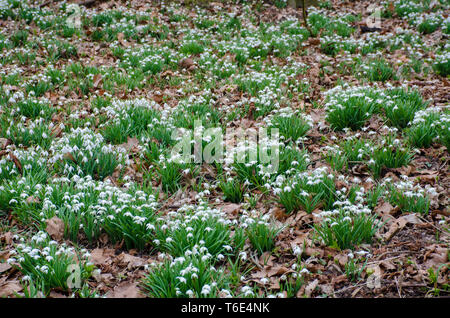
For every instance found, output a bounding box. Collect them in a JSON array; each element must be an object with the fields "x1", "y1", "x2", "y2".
[
  {"x1": 395, "y1": 277, "x2": 402, "y2": 298},
  {"x1": 417, "y1": 215, "x2": 450, "y2": 237}
]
